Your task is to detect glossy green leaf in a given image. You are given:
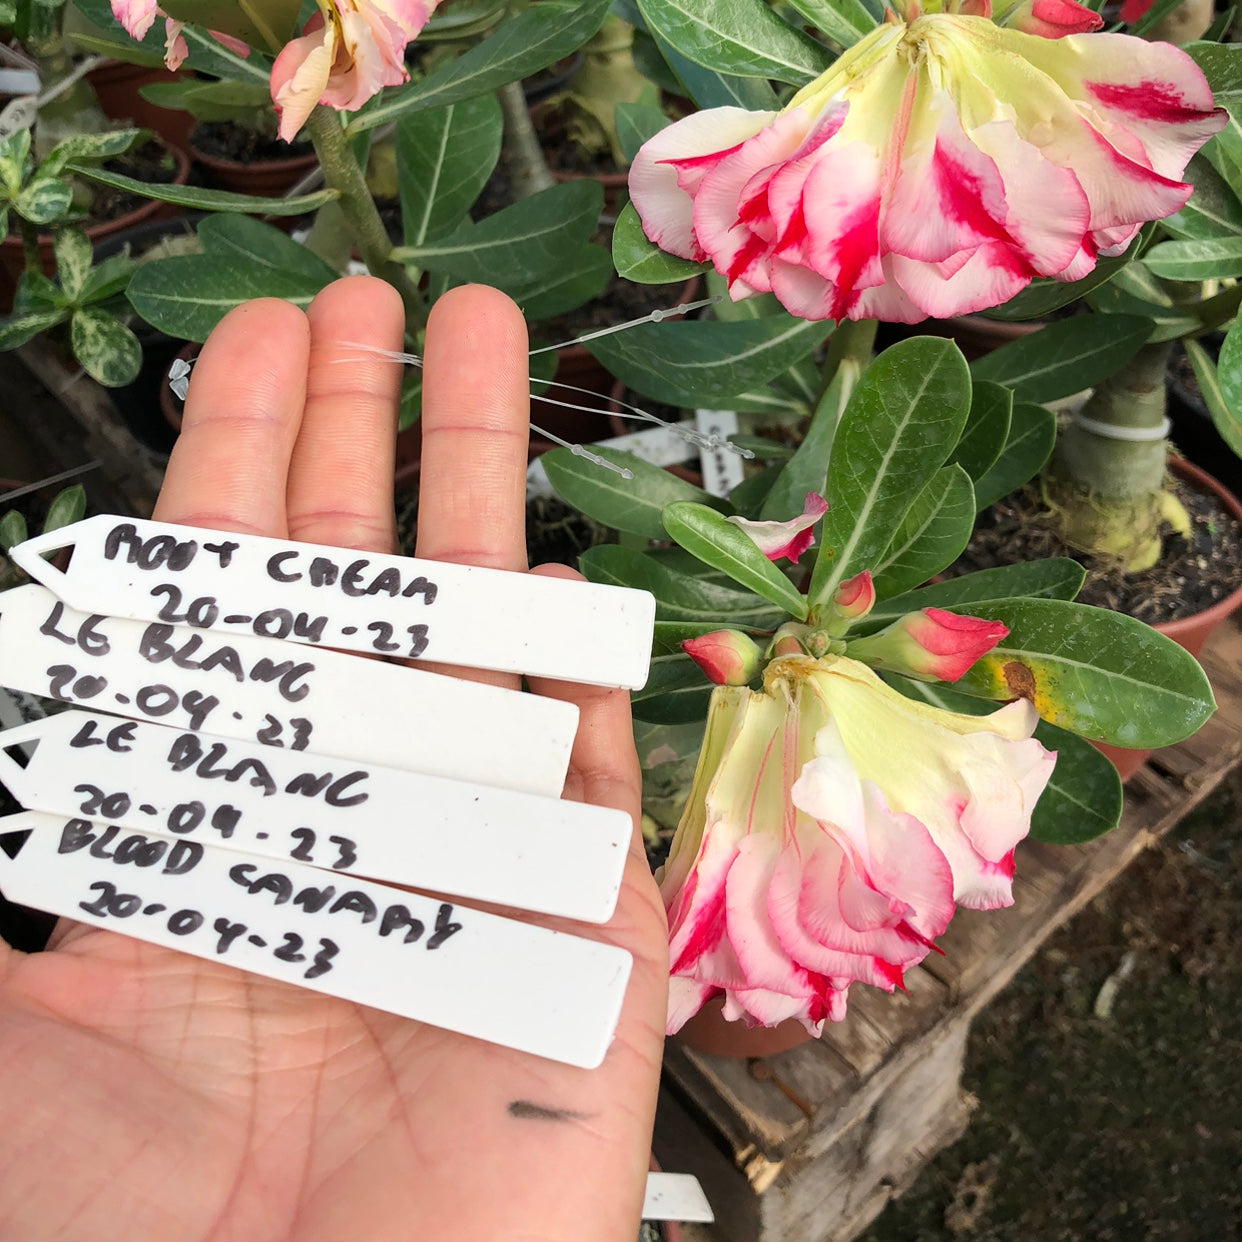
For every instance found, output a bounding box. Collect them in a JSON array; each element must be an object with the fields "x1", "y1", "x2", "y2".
[
  {"x1": 949, "y1": 597, "x2": 1216, "y2": 749},
  {"x1": 0, "y1": 129, "x2": 29, "y2": 195},
  {"x1": 178, "y1": 23, "x2": 273, "y2": 81},
  {"x1": 80, "y1": 252, "x2": 137, "y2": 304},
  {"x1": 783, "y1": 0, "x2": 876, "y2": 47},
  {"x1": 870, "y1": 464, "x2": 976, "y2": 599},
  {"x1": 512, "y1": 245, "x2": 613, "y2": 321},
  {"x1": 397, "y1": 93, "x2": 502, "y2": 248},
  {"x1": 1188, "y1": 333, "x2": 1242, "y2": 457},
  {"x1": 862, "y1": 559, "x2": 1085, "y2": 631},
  {"x1": 951, "y1": 380, "x2": 1011, "y2": 483},
  {"x1": 1162, "y1": 153, "x2": 1242, "y2": 241},
  {"x1": 615, "y1": 102, "x2": 671, "y2": 162},
  {"x1": 196, "y1": 213, "x2": 339, "y2": 283},
  {"x1": 13, "y1": 270, "x2": 65, "y2": 312},
  {"x1": 0, "y1": 308, "x2": 68, "y2": 349},
  {"x1": 662, "y1": 501, "x2": 809, "y2": 617},
  {"x1": 1185, "y1": 40, "x2": 1242, "y2": 97},
  {"x1": 39, "y1": 128, "x2": 141, "y2": 178},
  {"x1": 1127, "y1": 0, "x2": 1187, "y2": 35},
  {"x1": 0, "y1": 510, "x2": 27, "y2": 551},
  {"x1": 646, "y1": 21, "x2": 782, "y2": 109},
  {"x1": 631, "y1": 654, "x2": 714, "y2": 723},
  {"x1": 613, "y1": 202, "x2": 711, "y2": 284},
  {"x1": 14, "y1": 176, "x2": 72, "y2": 224},
  {"x1": 970, "y1": 314, "x2": 1153, "y2": 404},
  {"x1": 971, "y1": 401, "x2": 1056, "y2": 511},
  {"x1": 1144, "y1": 236, "x2": 1242, "y2": 281},
  {"x1": 348, "y1": 0, "x2": 613, "y2": 132},
  {"x1": 588, "y1": 312, "x2": 832, "y2": 406},
  {"x1": 68, "y1": 162, "x2": 336, "y2": 215},
  {"x1": 160, "y1": 0, "x2": 302, "y2": 51},
  {"x1": 53, "y1": 228, "x2": 92, "y2": 303},
  {"x1": 542, "y1": 445, "x2": 723, "y2": 540},
  {"x1": 726, "y1": 465, "x2": 782, "y2": 516},
  {"x1": 579, "y1": 544, "x2": 787, "y2": 627},
  {"x1": 636, "y1": 0, "x2": 827, "y2": 83},
  {"x1": 1086, "y1": 263, "x2": 1202, "y2": 343},
  {"x1": 42, "y1": 484, "x2": 87, "y2": 534},
  {"x1": 396, "y1": 180, "x2": 601, "y2": 284},
  {"x1": 809, "y1": 336, "x2": 972, "y2": 606},
  {"x1": 70, "y1": 308, "x2": 142, "y2": 387},
  {"x1": 139, "y1": 78, "x2": 274, "y2": 122},
  {"x1": 891, "y1": 677, "x2": 1122, "y2": 844}
]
